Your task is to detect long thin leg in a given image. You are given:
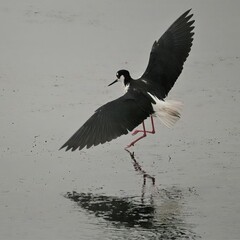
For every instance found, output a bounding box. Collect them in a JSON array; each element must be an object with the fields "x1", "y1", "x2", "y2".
[
  {"x1": 132, "y1": 116, "x2": 155, "y2": 136},
  {"x1": 125, "y1": 121, "x2": 147, "y2": 149},
  {"x1": 150, "y1": 115, "x2": 155, "y2": 133}
]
